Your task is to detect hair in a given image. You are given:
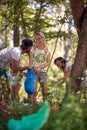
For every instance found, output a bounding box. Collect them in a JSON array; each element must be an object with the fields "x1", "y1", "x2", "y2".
[
  {"x1": 35, "y1": 32, "x2": 46, "y2": 45},
  {"x1": 20, "y1": 38, "x2": 33, "y2": 50},
  {"x1": 54, "y1": 57, "x2": 66, "y2": 71}
]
